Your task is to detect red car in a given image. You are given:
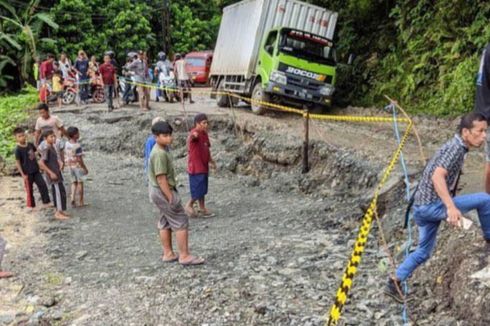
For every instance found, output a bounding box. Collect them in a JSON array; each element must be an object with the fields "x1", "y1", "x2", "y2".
[{"x1": 185, "y1": 51, "x2": 213, "y2": 85}]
